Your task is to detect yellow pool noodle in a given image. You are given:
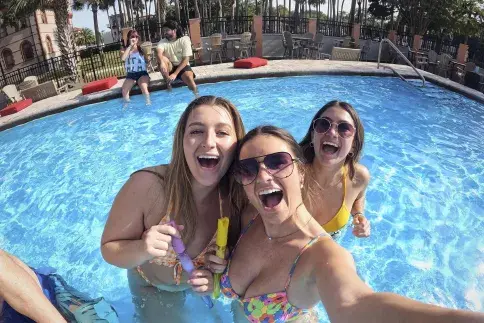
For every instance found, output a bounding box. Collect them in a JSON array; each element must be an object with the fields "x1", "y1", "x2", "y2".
[{"x1": 213, "y1": 217, "x2": 229, "y2": 299}]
